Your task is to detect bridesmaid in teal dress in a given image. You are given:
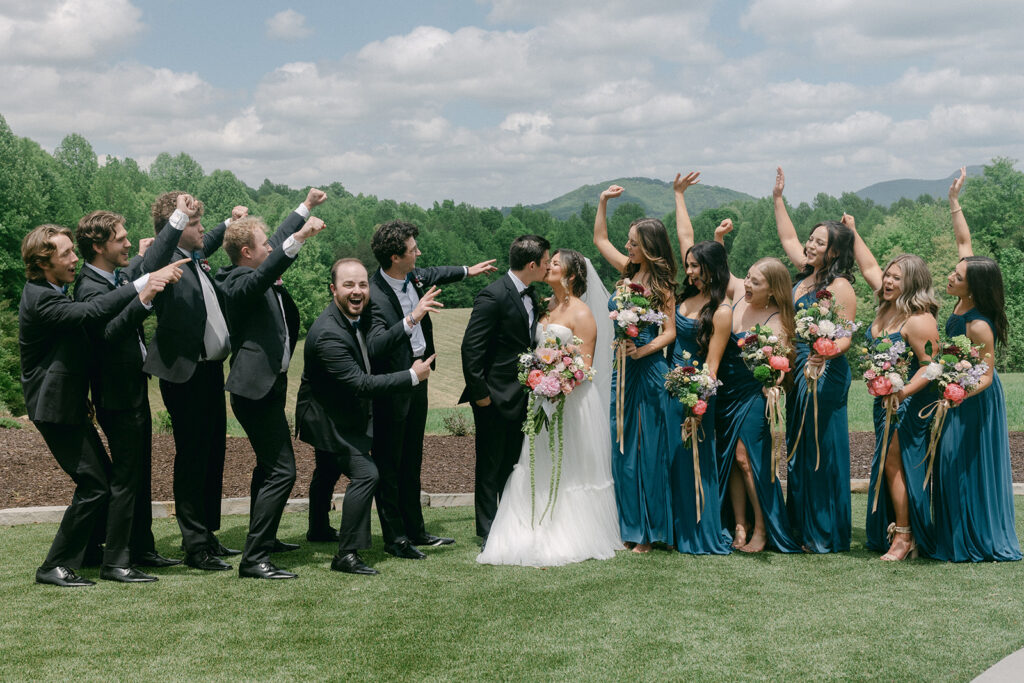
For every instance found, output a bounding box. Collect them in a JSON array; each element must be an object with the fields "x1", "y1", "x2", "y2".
[
  {"x1": 847, "y1": 216, "x2": 941, "y2": 559},
  {"x1": 772, "y1": 167, "x2": 858, "y2": 553},
  {"x1": 594, "y1": 183, "x2": 678, "y2": 553},
  {"x1": 669, "y1": 173, "x2": 732, "y2": 555},
  {"x1": 932, "y1": 169, "x2": 1021, "y2": 563}
]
